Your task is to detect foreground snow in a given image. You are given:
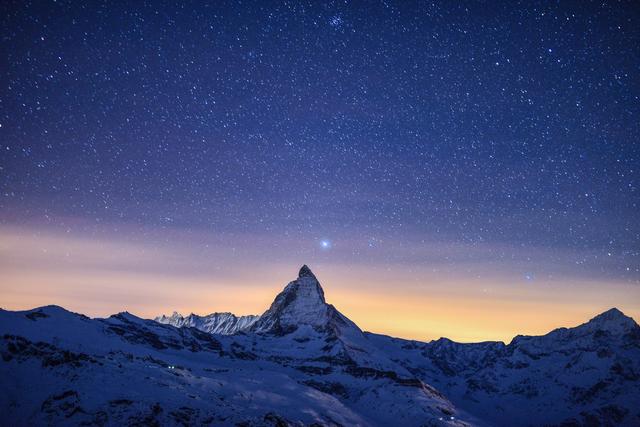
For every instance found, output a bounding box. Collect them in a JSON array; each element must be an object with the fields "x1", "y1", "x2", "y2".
[{"x1": 1, "y1": 266, "x2": 638, "y2": 426}]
